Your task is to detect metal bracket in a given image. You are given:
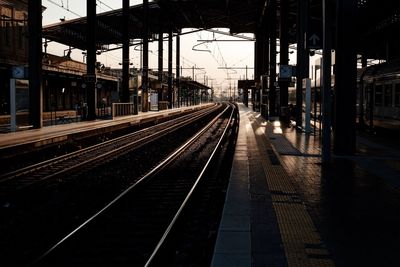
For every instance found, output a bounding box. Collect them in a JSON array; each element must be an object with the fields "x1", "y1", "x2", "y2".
[{"x1": 192, "y1": 41, "x2": 211, "y2": 53}]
